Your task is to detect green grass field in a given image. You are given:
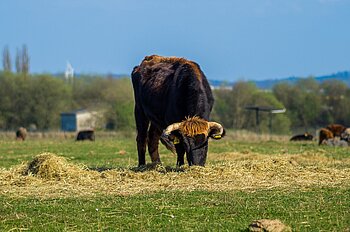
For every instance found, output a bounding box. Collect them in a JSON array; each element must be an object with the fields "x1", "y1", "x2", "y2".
[{"x1": 0, "y1": 132, "x2": 349, "y2": 231}]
